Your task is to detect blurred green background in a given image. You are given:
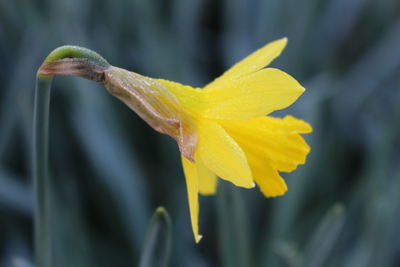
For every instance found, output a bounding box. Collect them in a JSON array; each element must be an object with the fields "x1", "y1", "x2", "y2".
[{"x1": 1, "y1": 0, "x2": 400, "y2": 266}]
